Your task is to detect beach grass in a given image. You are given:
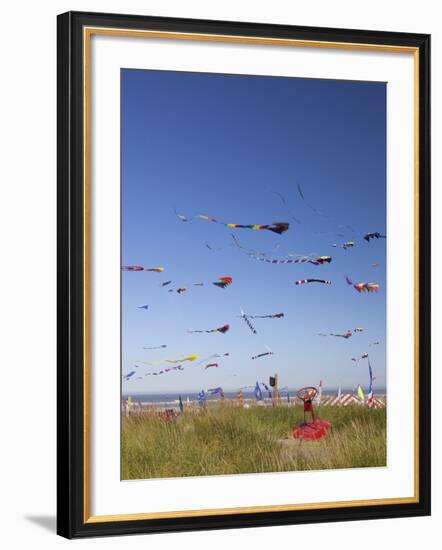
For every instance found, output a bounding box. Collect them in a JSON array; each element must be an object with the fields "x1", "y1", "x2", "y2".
[{"x1": 121, "y1": 404, "x2": 386, "y2": 480}]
